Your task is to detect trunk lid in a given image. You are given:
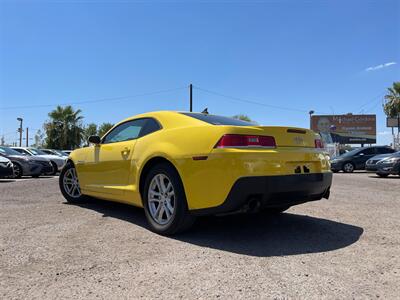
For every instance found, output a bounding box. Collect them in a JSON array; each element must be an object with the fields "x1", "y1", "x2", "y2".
[{"x1": 232, "y1": 126, "x2": 318, "y2": 148}]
